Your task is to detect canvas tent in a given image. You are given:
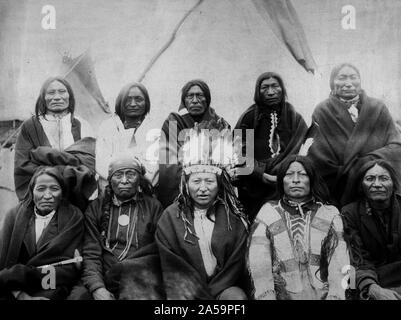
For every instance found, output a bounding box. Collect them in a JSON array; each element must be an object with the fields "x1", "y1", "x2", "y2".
[{"x1": 1, "y1": 0, "x2": 401, "y2": 223}]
